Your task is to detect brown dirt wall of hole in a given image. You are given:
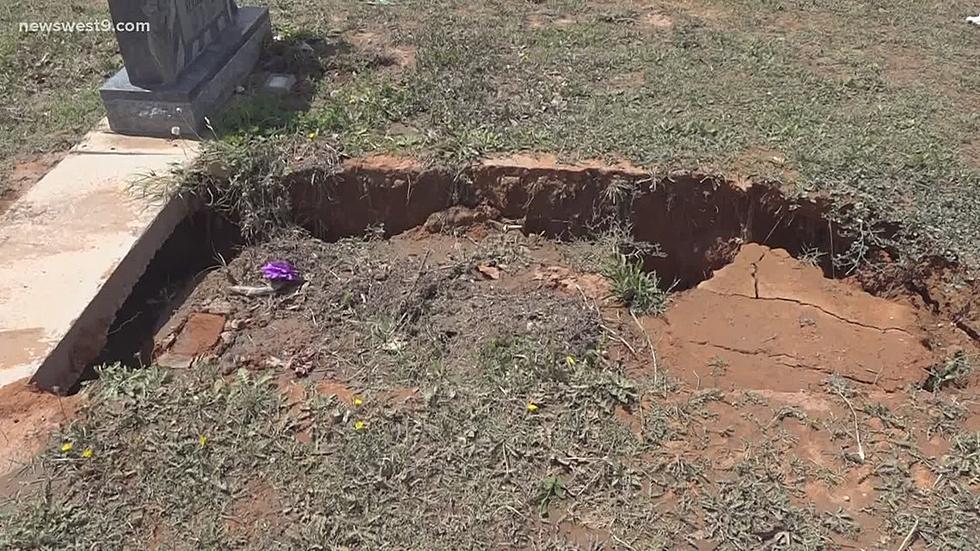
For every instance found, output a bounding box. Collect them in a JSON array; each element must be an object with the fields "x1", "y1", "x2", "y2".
[
  {"x1": 86, "y1": 209, "x2": 242, "y2": 383},
  {"x1": 282, "y1": 154, "x2": 979, "y2": 342},
  {"x1": 5, "y1": 155, "x2": 980, "y2": 548}
]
